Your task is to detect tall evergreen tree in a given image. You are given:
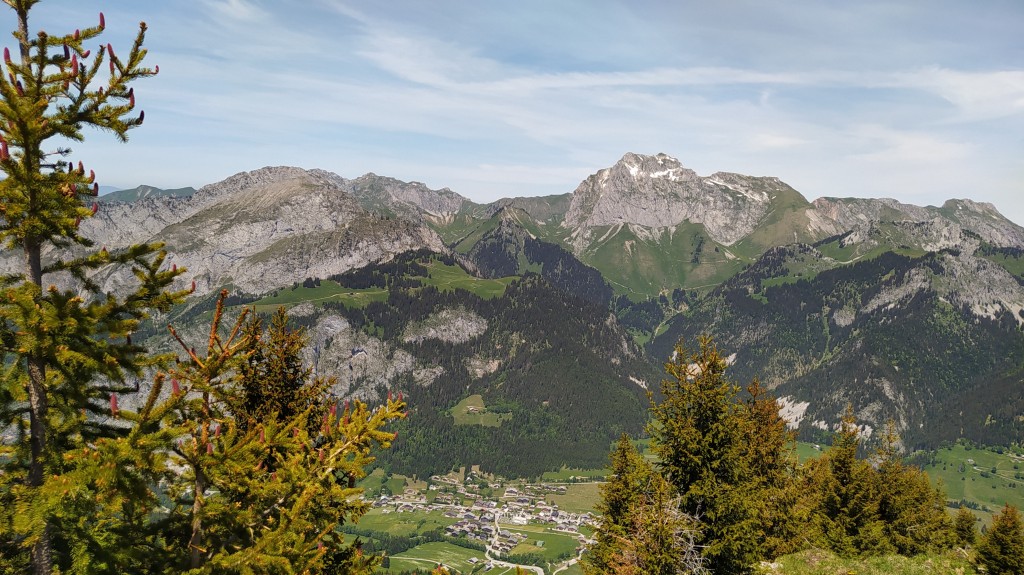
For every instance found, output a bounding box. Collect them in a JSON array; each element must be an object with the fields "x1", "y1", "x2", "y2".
[
  {"x1": 0, "y1": 2, "x2": 174, "y2": 573},
  {"x1": 873, "y1": 421, "x2": 953, "y2": 555},
  {"x1": 738, "y1": 378, "x2": 802, "y2": 559},
  {"x1": 236, "y1": 306, "x2": 328, "y2": 433},
  {"x1": 155, "y1": 295, "x2": 406, "y2": 574},
  {"x1": 585, "y1": 435, "x2": 705, "y2": 575},
  {"x1": 976, "y1": 504, "x2": 1024, "y2": 575},
  {"x1": 953, "y1": 505, "x2": 977, "y2": 547},
  {"x1": 649, "y1": 336, "x2": 760, "y2": 574},
  {"x1": 803, "y1": 407, "x2": 888, "y2": 556}
]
